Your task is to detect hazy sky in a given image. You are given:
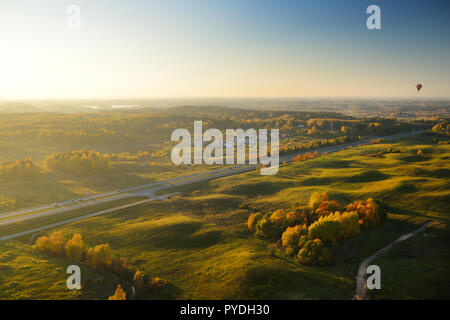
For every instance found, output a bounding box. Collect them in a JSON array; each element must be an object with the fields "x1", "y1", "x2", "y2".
[{"x1": 1, "y1": 0, "x2": 449, "y2": 99}]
